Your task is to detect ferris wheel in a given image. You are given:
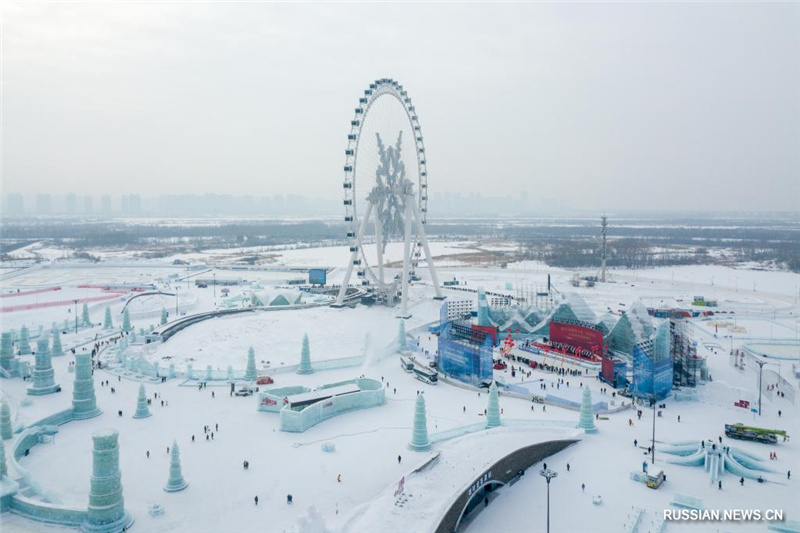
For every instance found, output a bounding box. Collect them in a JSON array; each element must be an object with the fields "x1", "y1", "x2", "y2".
[{"x1": 335, "y1": 78, "x2": 443, "y2": 317}]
